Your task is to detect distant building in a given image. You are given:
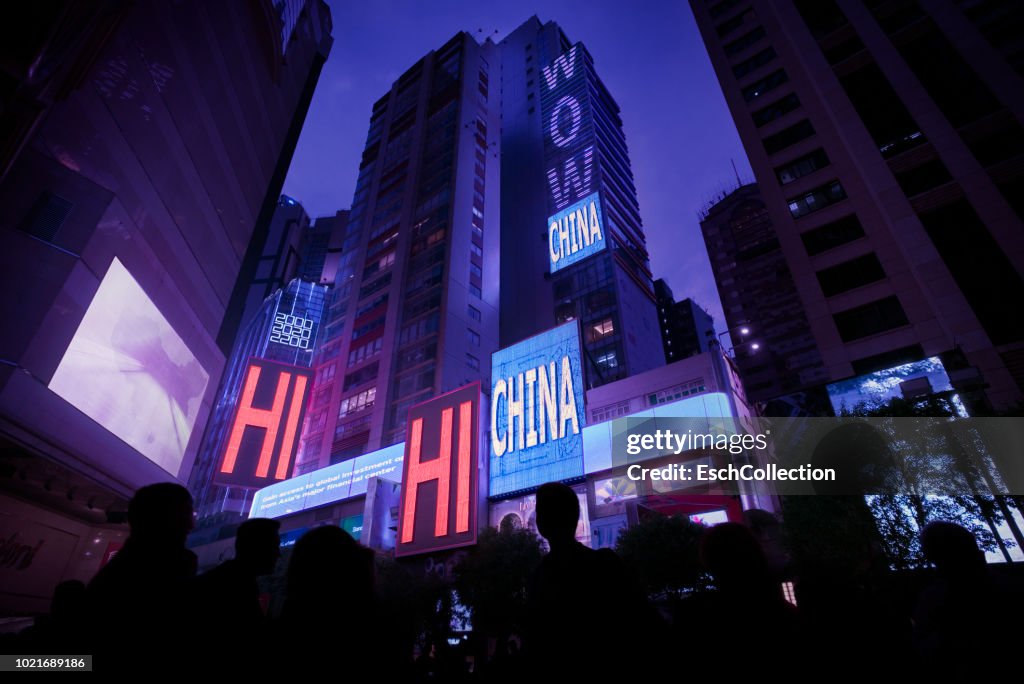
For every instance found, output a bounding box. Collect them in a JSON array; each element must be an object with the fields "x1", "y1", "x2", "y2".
[
  {"x1": 654, "y1": 279, "x2": 715, "y2": 362},
  {"x1": 699, "y1": 184, "x2": 828, "y2": 406},
  {"x1": 690, "y1": 0, "x2": 1024, "y2": 411}
]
